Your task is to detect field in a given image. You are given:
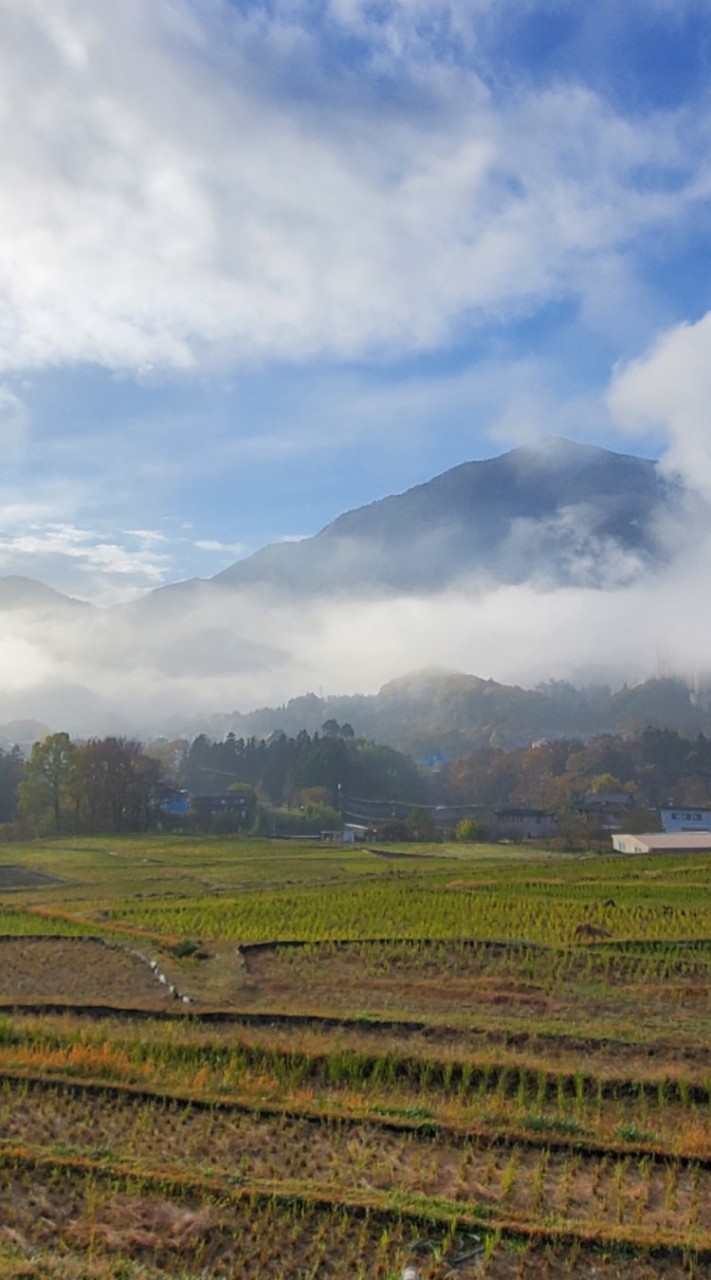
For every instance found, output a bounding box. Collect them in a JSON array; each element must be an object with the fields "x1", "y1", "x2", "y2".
[{"x1": 0, "y1": 836, "x2": 708, "y2": 1278}]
